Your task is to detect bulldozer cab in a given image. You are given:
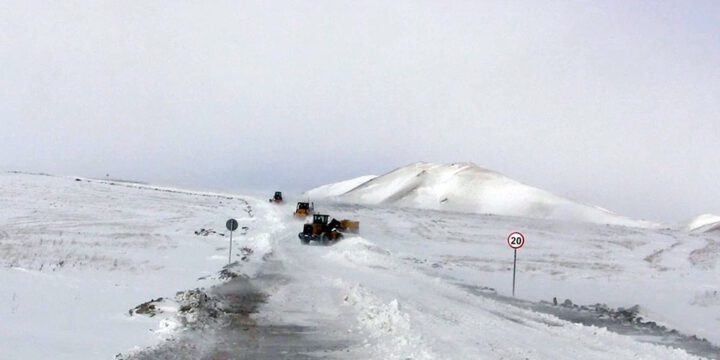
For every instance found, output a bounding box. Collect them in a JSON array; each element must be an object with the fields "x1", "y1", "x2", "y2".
[
  {"x1": 312, "y1": 214, "x2": 329, "y2": 225},
  {"x1": 296, "y1": 202, "x2": 310, "y2": 210},
  {"x1": 273, "y1": 191, "x2": 283, "y2": 201}
]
